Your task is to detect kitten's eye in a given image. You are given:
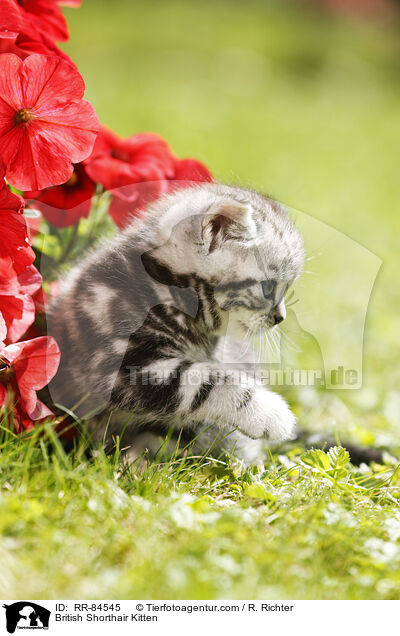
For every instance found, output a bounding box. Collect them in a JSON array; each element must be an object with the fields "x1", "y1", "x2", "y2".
[{"x1": 261, "y1": 280, "x2": 275, "y2": 298}]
